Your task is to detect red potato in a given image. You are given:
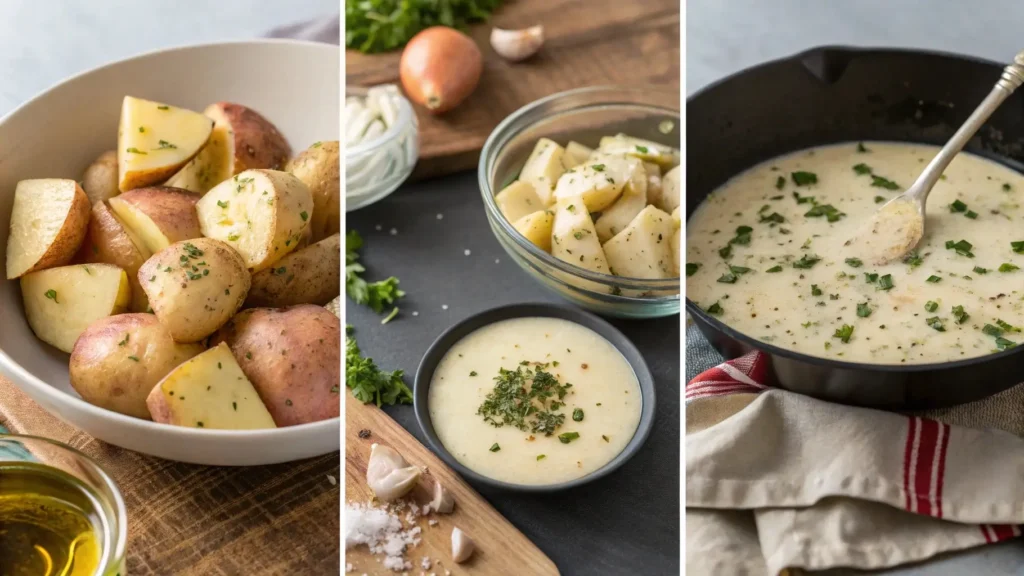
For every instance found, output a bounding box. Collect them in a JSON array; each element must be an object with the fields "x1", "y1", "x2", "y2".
[
  {"x1": 400, "y1": 26, "x2": 483, "y2": 114},
  {"x1": 204, "y1": 102, "x2": 292, "y2": 173},
  {"x1": 211, "y1": 305, "x2": 340, "y2": 426}
]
